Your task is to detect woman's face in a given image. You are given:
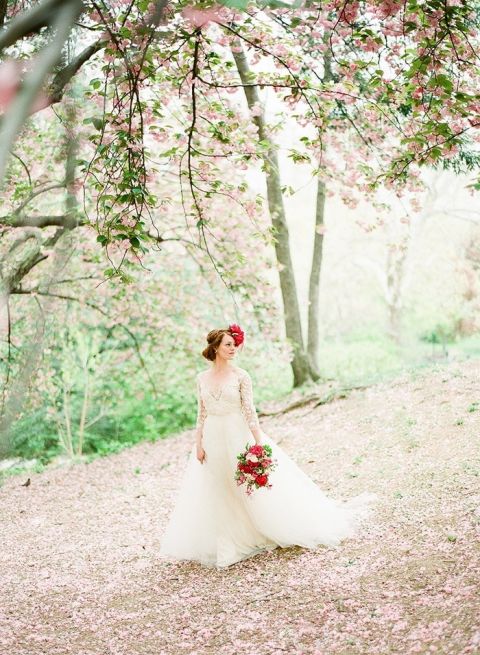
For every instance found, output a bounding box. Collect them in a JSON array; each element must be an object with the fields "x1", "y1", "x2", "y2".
[{"x1": 216, "y1": 333, "x2": 236, "y2": 360}]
